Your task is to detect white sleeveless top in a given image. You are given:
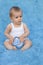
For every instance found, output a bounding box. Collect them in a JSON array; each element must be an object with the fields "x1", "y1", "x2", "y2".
[{"x1": 10, "y1": 22, "x2": 24, "y2": 37}]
